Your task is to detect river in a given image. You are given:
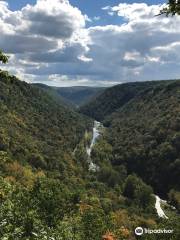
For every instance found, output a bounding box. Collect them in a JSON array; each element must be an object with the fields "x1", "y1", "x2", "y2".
[
  {"x1": 155, "y1": 195, "x2": 168, "y2": 219},
  {"x1": 86, "y1": 121, "x2": 101, "y2": 172}
]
